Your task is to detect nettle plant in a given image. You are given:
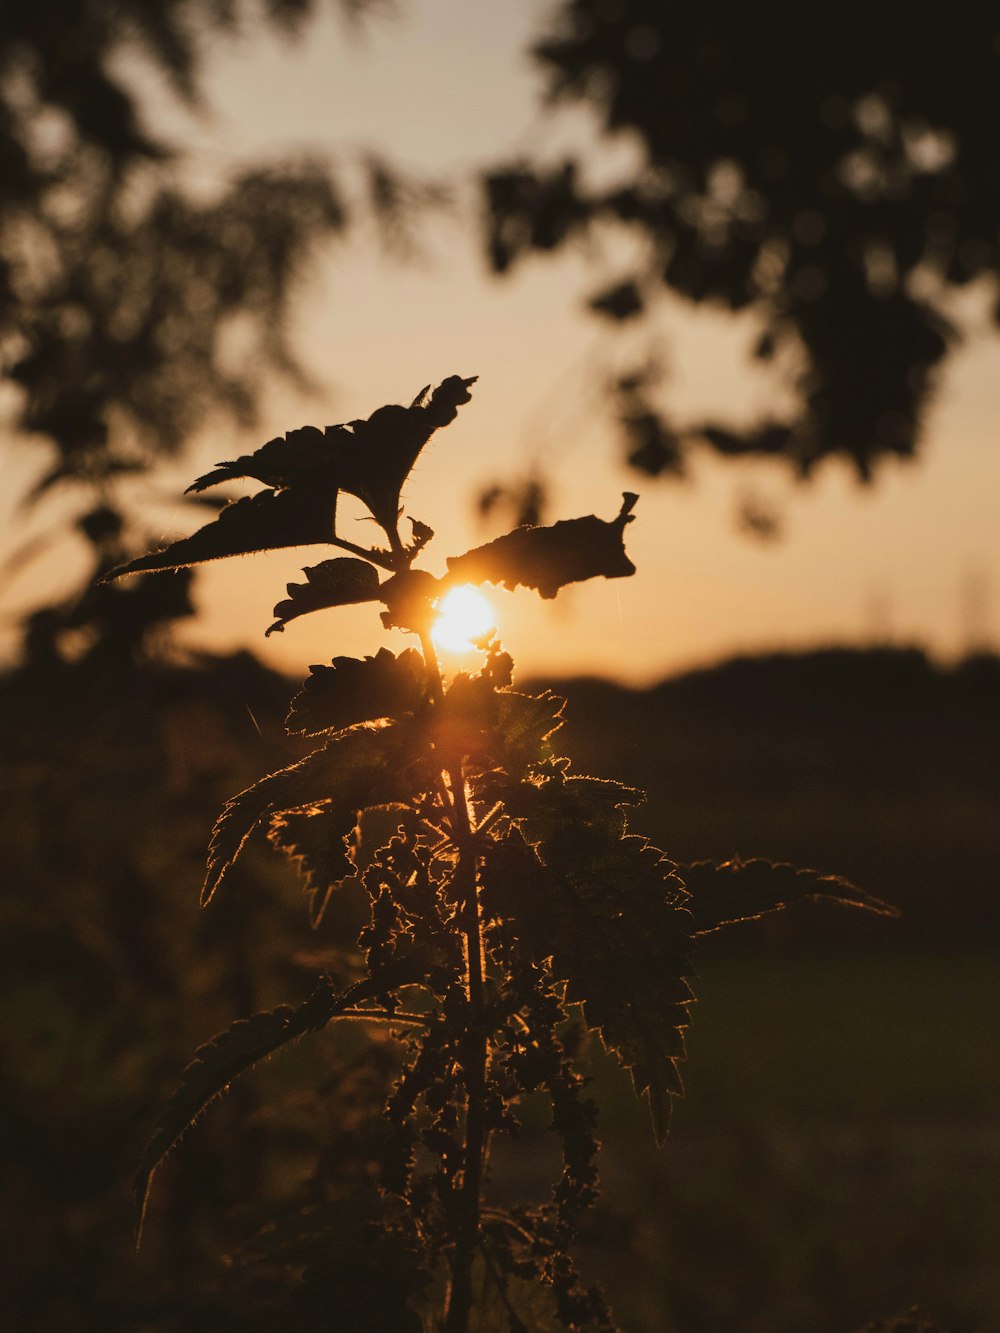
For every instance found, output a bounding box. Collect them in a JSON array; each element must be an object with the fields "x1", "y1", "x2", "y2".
[{"x1": 110, "y1": 376, "x2": 893, "y2": 1332}]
